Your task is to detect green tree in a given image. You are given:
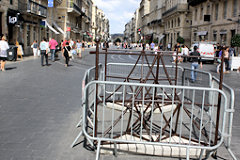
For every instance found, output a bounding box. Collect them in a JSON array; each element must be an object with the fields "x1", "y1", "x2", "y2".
[
  {"x1": 231, "y1": 34, "x2": 240, "y2": 47},
  {"x1": 231, "y1": 34, "x2": 240, "y2": 56},
  {"x1": 114, "y1": 38, "x2": 121, "y2": 43},
  {"x1": 177, "y1": 36, "x2": 185, "y2": 44},
  {"x1": 153, "y1": 39, "x2": 158, "y2": 44}
]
